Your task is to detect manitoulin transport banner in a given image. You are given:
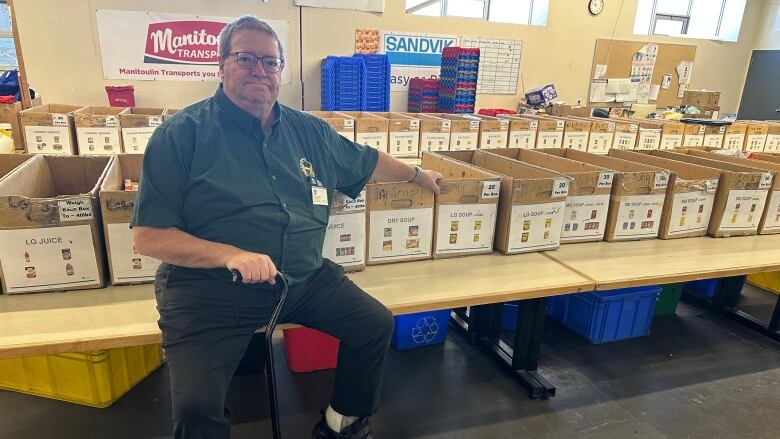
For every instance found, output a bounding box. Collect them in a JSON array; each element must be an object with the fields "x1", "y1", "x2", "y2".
[{"x1": 96, "y1": 10, "x2": 291, "y2": 83}]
